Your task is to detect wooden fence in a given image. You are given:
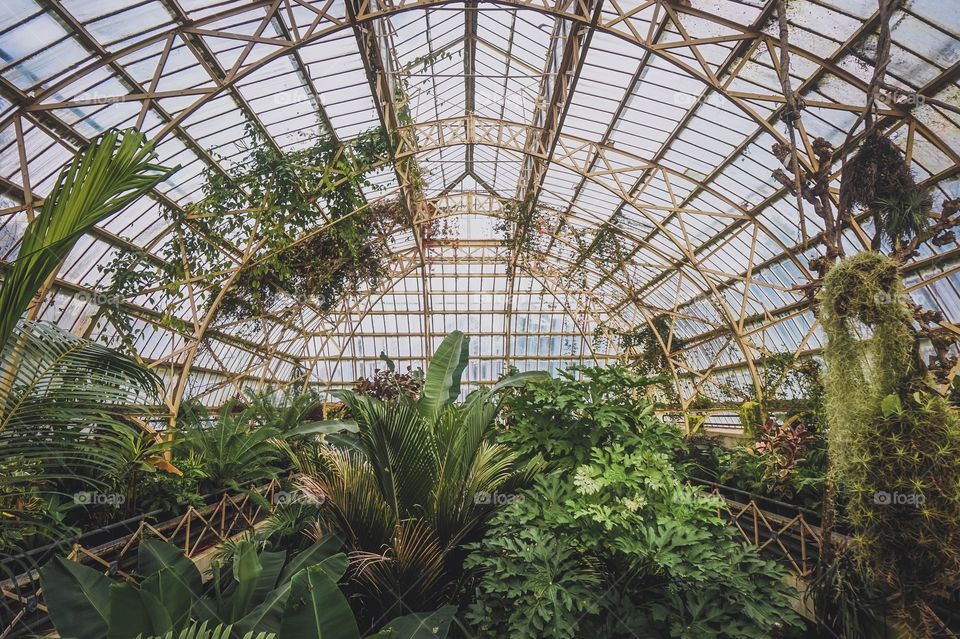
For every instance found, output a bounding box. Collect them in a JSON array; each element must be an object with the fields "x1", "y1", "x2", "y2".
[{"x1": 0, "y1": 480, "x2": 280, "y2": 638}]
